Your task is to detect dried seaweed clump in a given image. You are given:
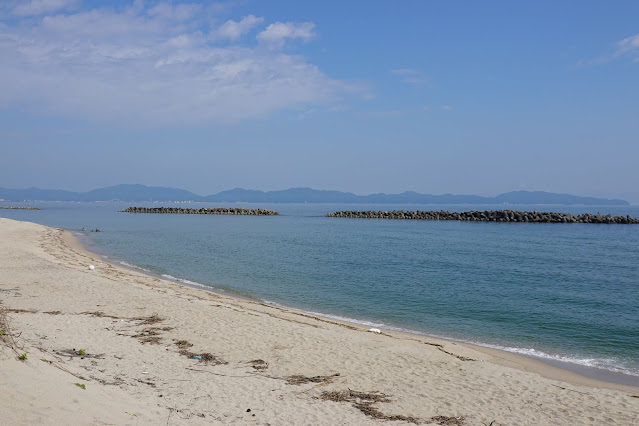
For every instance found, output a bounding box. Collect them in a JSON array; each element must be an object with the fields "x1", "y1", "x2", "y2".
[
  {"x1": 132, "y1": 326, "x2": 173, "y2": 345},
  {"x1": 285, "y1": 373, "x2": 340, "y2": 386},
  {"x1": 6, "y1": 308, "x2": 38, "y2": 314},
  {"x1": 175, "y1": 340, "x2": 193, "y2": 349},
  {"x1": 178, "y1": 348, "x2": 227, "y2": 366},
  {"x1": 0, "y1": 308, "x2": 22, "y2": 355},
  {"x1": 427, "y1": 415, "x2": 466, "y2": 425},
  {"x1": 133, "y1": 314, "x2": 164, "y2": 326},
  {"x1": 320, "y1": 389, "x2": 419, "y2": 423},
  {"x1": 80, "y1": 311, "x2": 123, "y2": 319},
  {"x1": 248, "y1": 359, "x2": 269, "y2": 370}
]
